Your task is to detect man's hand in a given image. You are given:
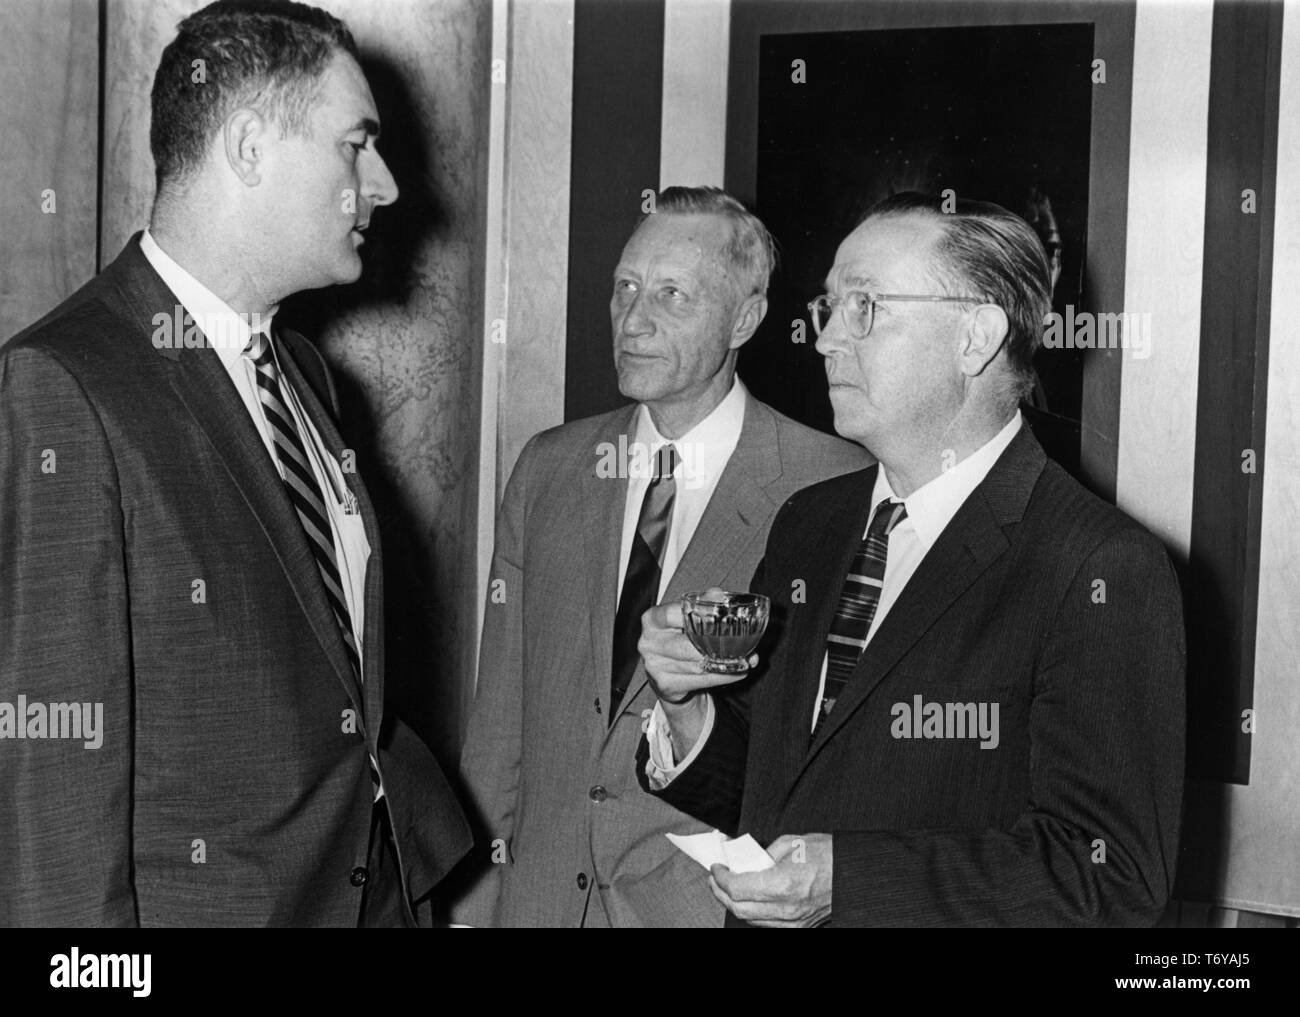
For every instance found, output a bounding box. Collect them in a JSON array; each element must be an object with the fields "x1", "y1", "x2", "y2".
[
  {"x1": 637, "y1": 591, "x2": 756, "y2": 704},
  {"x1": 708, "y1": 833, "x2": 833, "y2": 928}
]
